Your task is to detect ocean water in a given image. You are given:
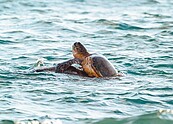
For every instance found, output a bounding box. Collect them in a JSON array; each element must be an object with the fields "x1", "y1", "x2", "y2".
[{"x1": 0, "y1": 0, "x2": 173, "y2": 124}]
